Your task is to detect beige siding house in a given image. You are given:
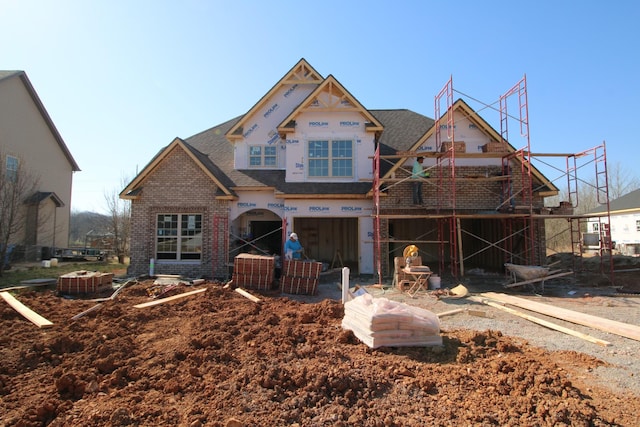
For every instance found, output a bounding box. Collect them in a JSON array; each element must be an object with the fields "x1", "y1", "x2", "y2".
[{"x1": 0, "y1": 71, "x2": 80, "y2": 260}]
